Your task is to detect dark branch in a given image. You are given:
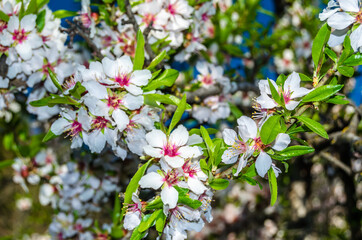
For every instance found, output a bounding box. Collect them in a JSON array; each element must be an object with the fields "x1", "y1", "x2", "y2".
[{"x1": 61, "y1": 19, "x2": 103, "y2": 60}]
